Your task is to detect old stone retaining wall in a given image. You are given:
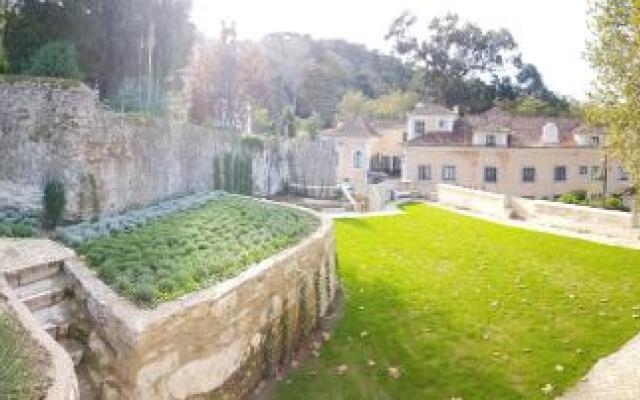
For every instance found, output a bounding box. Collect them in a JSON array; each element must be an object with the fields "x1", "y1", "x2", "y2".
[
  {"x1": 0, "y1": 77, "x2": 338, "y2": 220},
  {"x1": 436, "y1": 184, "x2": 638, "y2": 238},
  {"x1": 63, "y1": 205, "x2": 338, "y2": 399},
  {"x1": 511, "y1": 196, "x2": 637, "y2": 238},
  {"x1": 0, "y1": 276, "x2": 78, "y2": 400}
]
